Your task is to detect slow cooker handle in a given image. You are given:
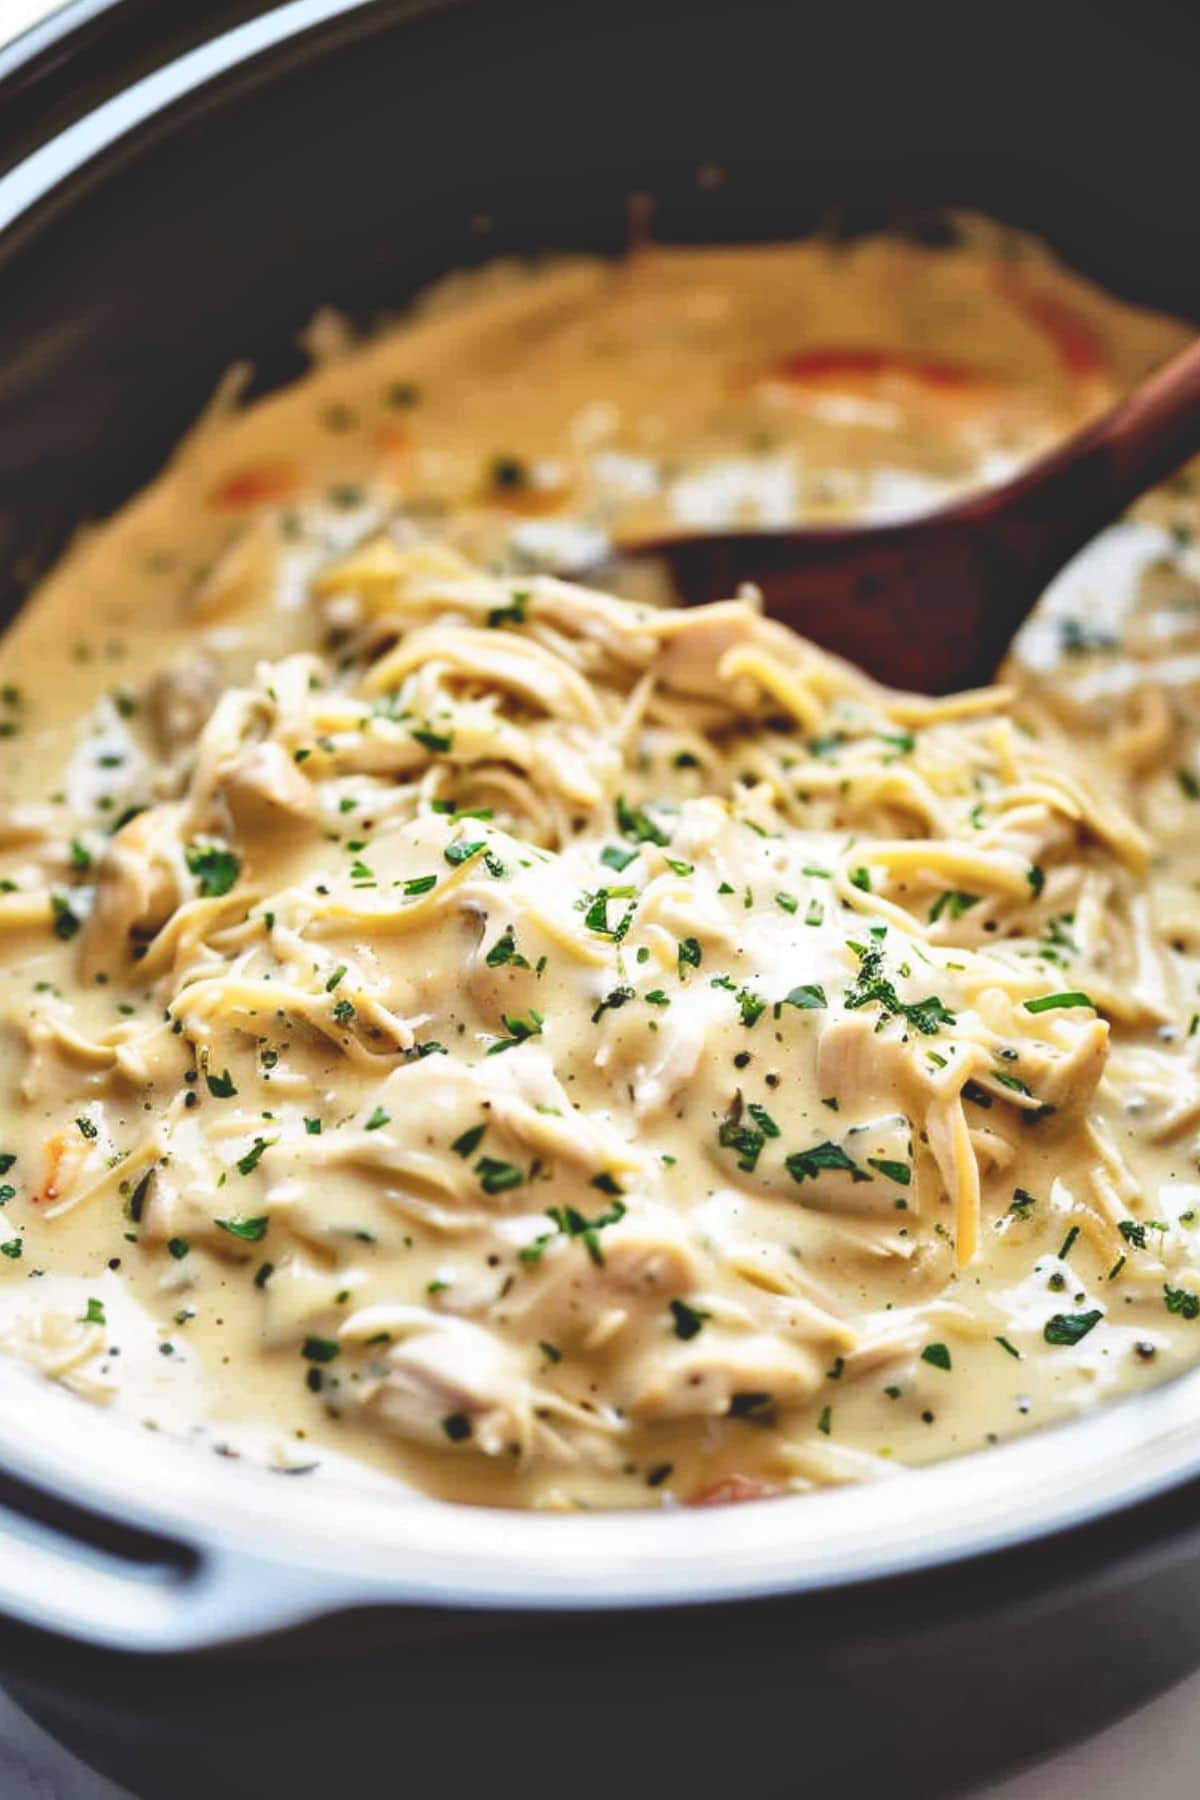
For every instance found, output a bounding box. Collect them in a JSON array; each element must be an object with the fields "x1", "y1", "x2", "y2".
[{"x1": 0, "y1": 1462, "x2": 363, "y2": 1652}]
